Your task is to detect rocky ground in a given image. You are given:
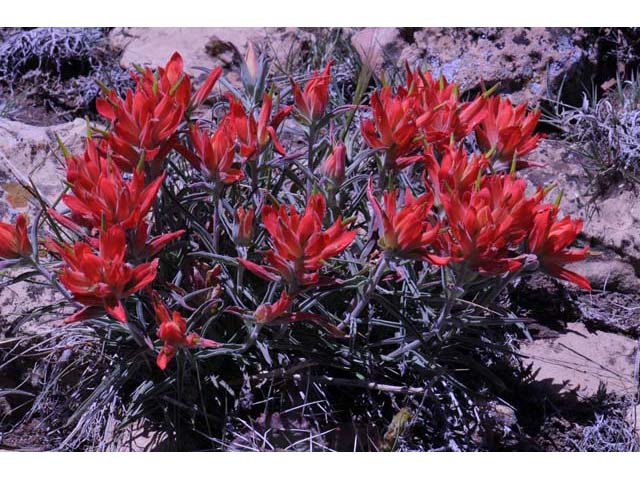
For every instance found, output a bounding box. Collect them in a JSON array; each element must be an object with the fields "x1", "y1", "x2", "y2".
[{"x1": 1, "y1": 27, "x2": 639, "y2": 451}]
